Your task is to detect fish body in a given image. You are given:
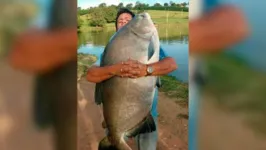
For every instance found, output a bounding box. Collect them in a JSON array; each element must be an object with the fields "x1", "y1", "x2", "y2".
[{"x1": 97, "y1": 12, "x2": 160, "y2": 150}]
